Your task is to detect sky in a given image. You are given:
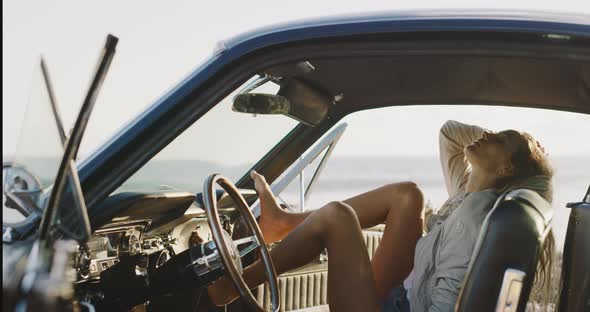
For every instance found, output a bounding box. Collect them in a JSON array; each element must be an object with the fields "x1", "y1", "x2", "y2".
[{"x1": 3, "y1": 0, "x2": 590, "y2": 161}]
